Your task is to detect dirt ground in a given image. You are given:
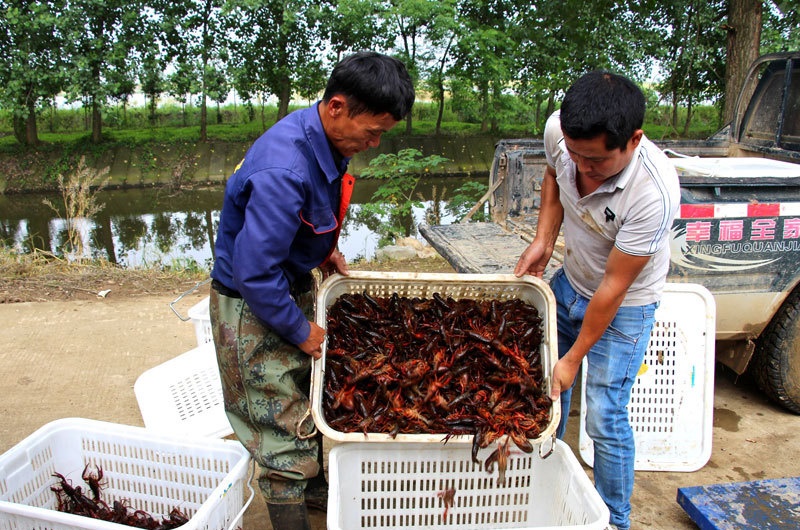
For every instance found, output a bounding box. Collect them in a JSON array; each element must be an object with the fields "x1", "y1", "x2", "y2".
[{"x1": 2, "y1": 255, "x2": 800, "y2": 529}]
